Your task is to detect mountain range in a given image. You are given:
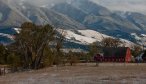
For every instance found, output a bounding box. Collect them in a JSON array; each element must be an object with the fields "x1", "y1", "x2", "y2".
[{"x1": 0, "y1": 0, "x2": 146, "y2": 50}]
